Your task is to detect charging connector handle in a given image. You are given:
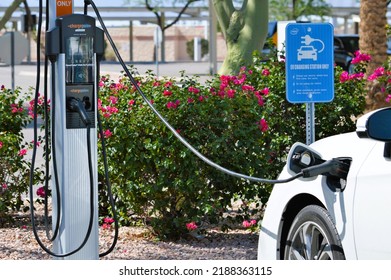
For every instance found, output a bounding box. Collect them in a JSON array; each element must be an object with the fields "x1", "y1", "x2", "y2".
[
  {"x1": 67, "y1": 97, "x2": 91, "y2": 126},
  {"x1": 302, "y1": 158, "x2": 348, "y2": 179}
]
